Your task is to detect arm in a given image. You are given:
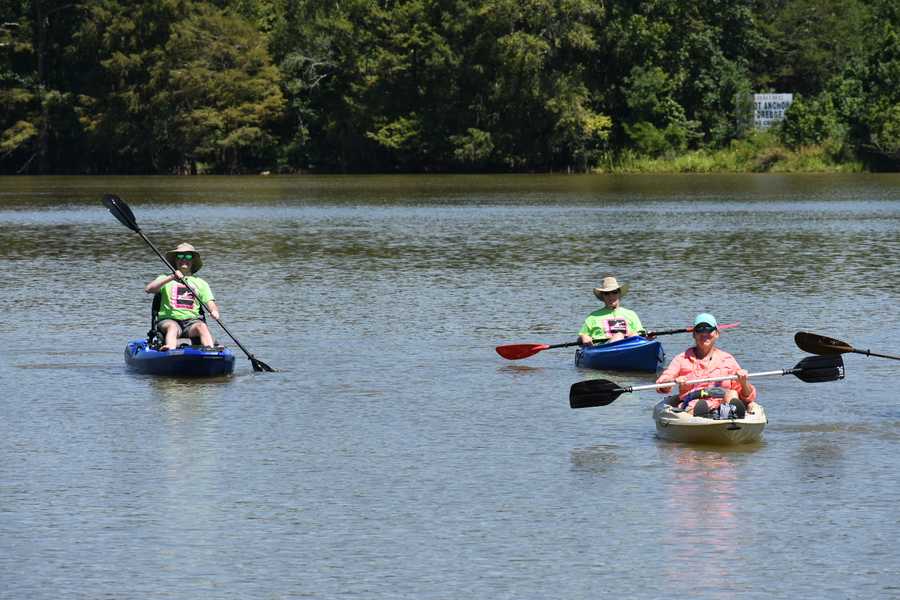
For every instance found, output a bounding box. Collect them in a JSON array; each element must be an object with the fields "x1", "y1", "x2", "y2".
[
  {"x1": 145, "y1": 272, "x2": 183, "y2": 294},
  {"x1": 734, "y1": 369, "x2": 756, "y2": 403},
  {"x1": 194, "y1": 279, "x2": 220, "y2": 320},
  {"x1": 578, "y1": 317, "x2": 597, "y2": 346},
  {"x1": 206, "y1": 300, "x2": 220, "y2": 320},
  {"x1": 656, "y1": 354, "x2": 686, "y2": 394},
  {"x1": 627, "y1": 311, "x2": 644, "y2": 337},
  {"x1": 722, "y1": 355, "x2": 757, "y2": 403}
]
